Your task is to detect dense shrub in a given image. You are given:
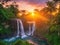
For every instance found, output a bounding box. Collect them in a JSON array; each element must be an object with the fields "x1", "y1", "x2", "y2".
[
  {"x1": 0, "y1": 40, "x2": 7, "y2": 45},
  {"x1": 12, "y1": 40, "x2": 32, "y2": 45},
  {"x1": 0, "y1": 24, "x2": 12, "y2": 39},
  {"x1": 45, "y1": 34, "x2": 60, "y2": 45}
]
